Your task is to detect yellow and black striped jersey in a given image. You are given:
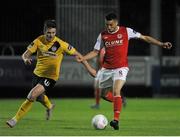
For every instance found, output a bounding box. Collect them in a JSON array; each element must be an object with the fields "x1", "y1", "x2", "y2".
[{"x1": 27, "y1": 35, "x2": 76, "y2": 81}]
